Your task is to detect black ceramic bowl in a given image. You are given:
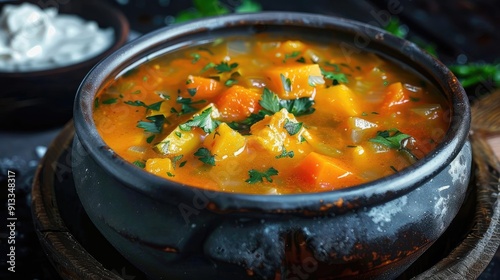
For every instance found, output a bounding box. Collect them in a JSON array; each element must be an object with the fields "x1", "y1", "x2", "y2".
[
  {"x1": 72, "y1": 12, "x2": 471, "y2": 280},
  {"x1": 0, "y1": 0, "x2": 129, "y2": 130}
]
